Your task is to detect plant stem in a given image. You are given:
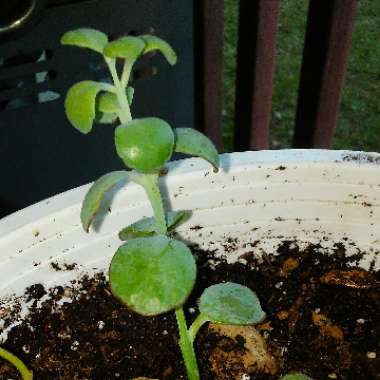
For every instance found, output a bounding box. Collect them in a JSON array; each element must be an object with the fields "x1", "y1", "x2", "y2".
[
  {"x1": 0, "y1": 347, "x2": 33, "y2": 380},
  {"x1": 131, "y1": 173, "x2": 167, "y2": 234},
  {"x1": 121, "y1": 60, "x2": 133, "y2": 88},
  {"x1": 188, "y1": 313, "x2": 210, "y2": 342},
  {"x1": 175, "y1": 307, "x2": 200, "y2": 380},
  {"x1": 105, "y1": 58, "x2": 132, "y2": 124}
]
